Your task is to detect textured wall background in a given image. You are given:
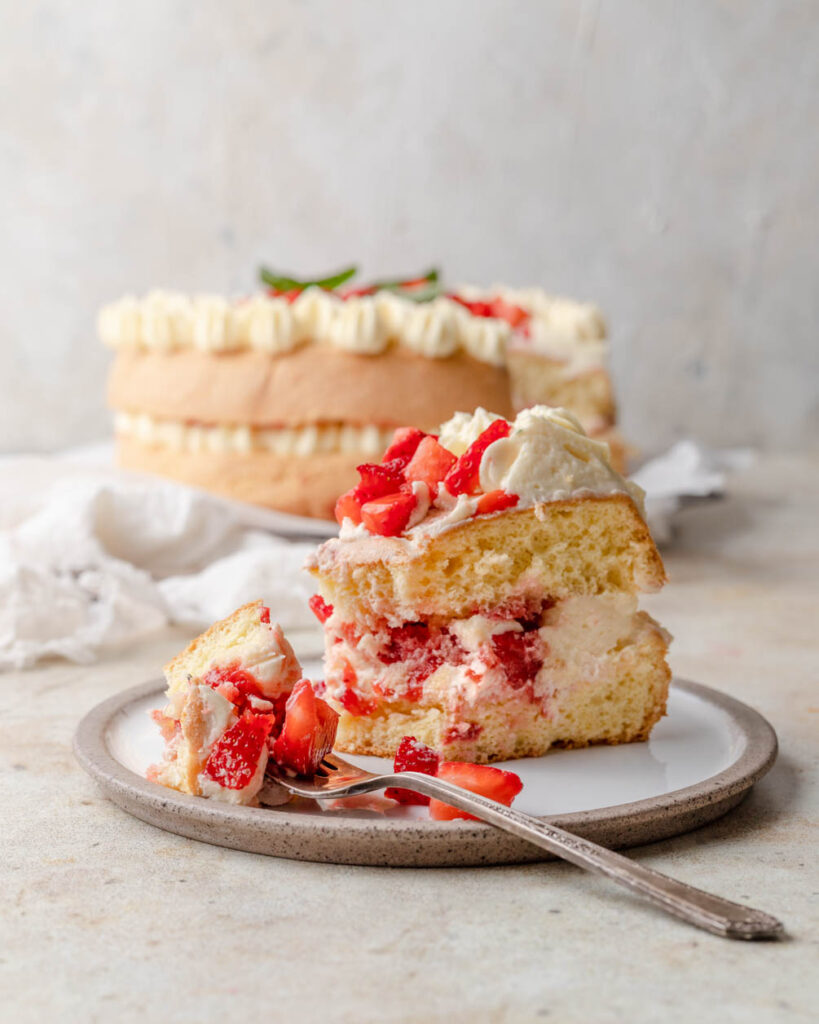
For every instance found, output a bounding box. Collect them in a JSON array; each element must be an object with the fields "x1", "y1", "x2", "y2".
[{"x1": 1, "y1": 0, "x2": 816, "y2": 454}]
